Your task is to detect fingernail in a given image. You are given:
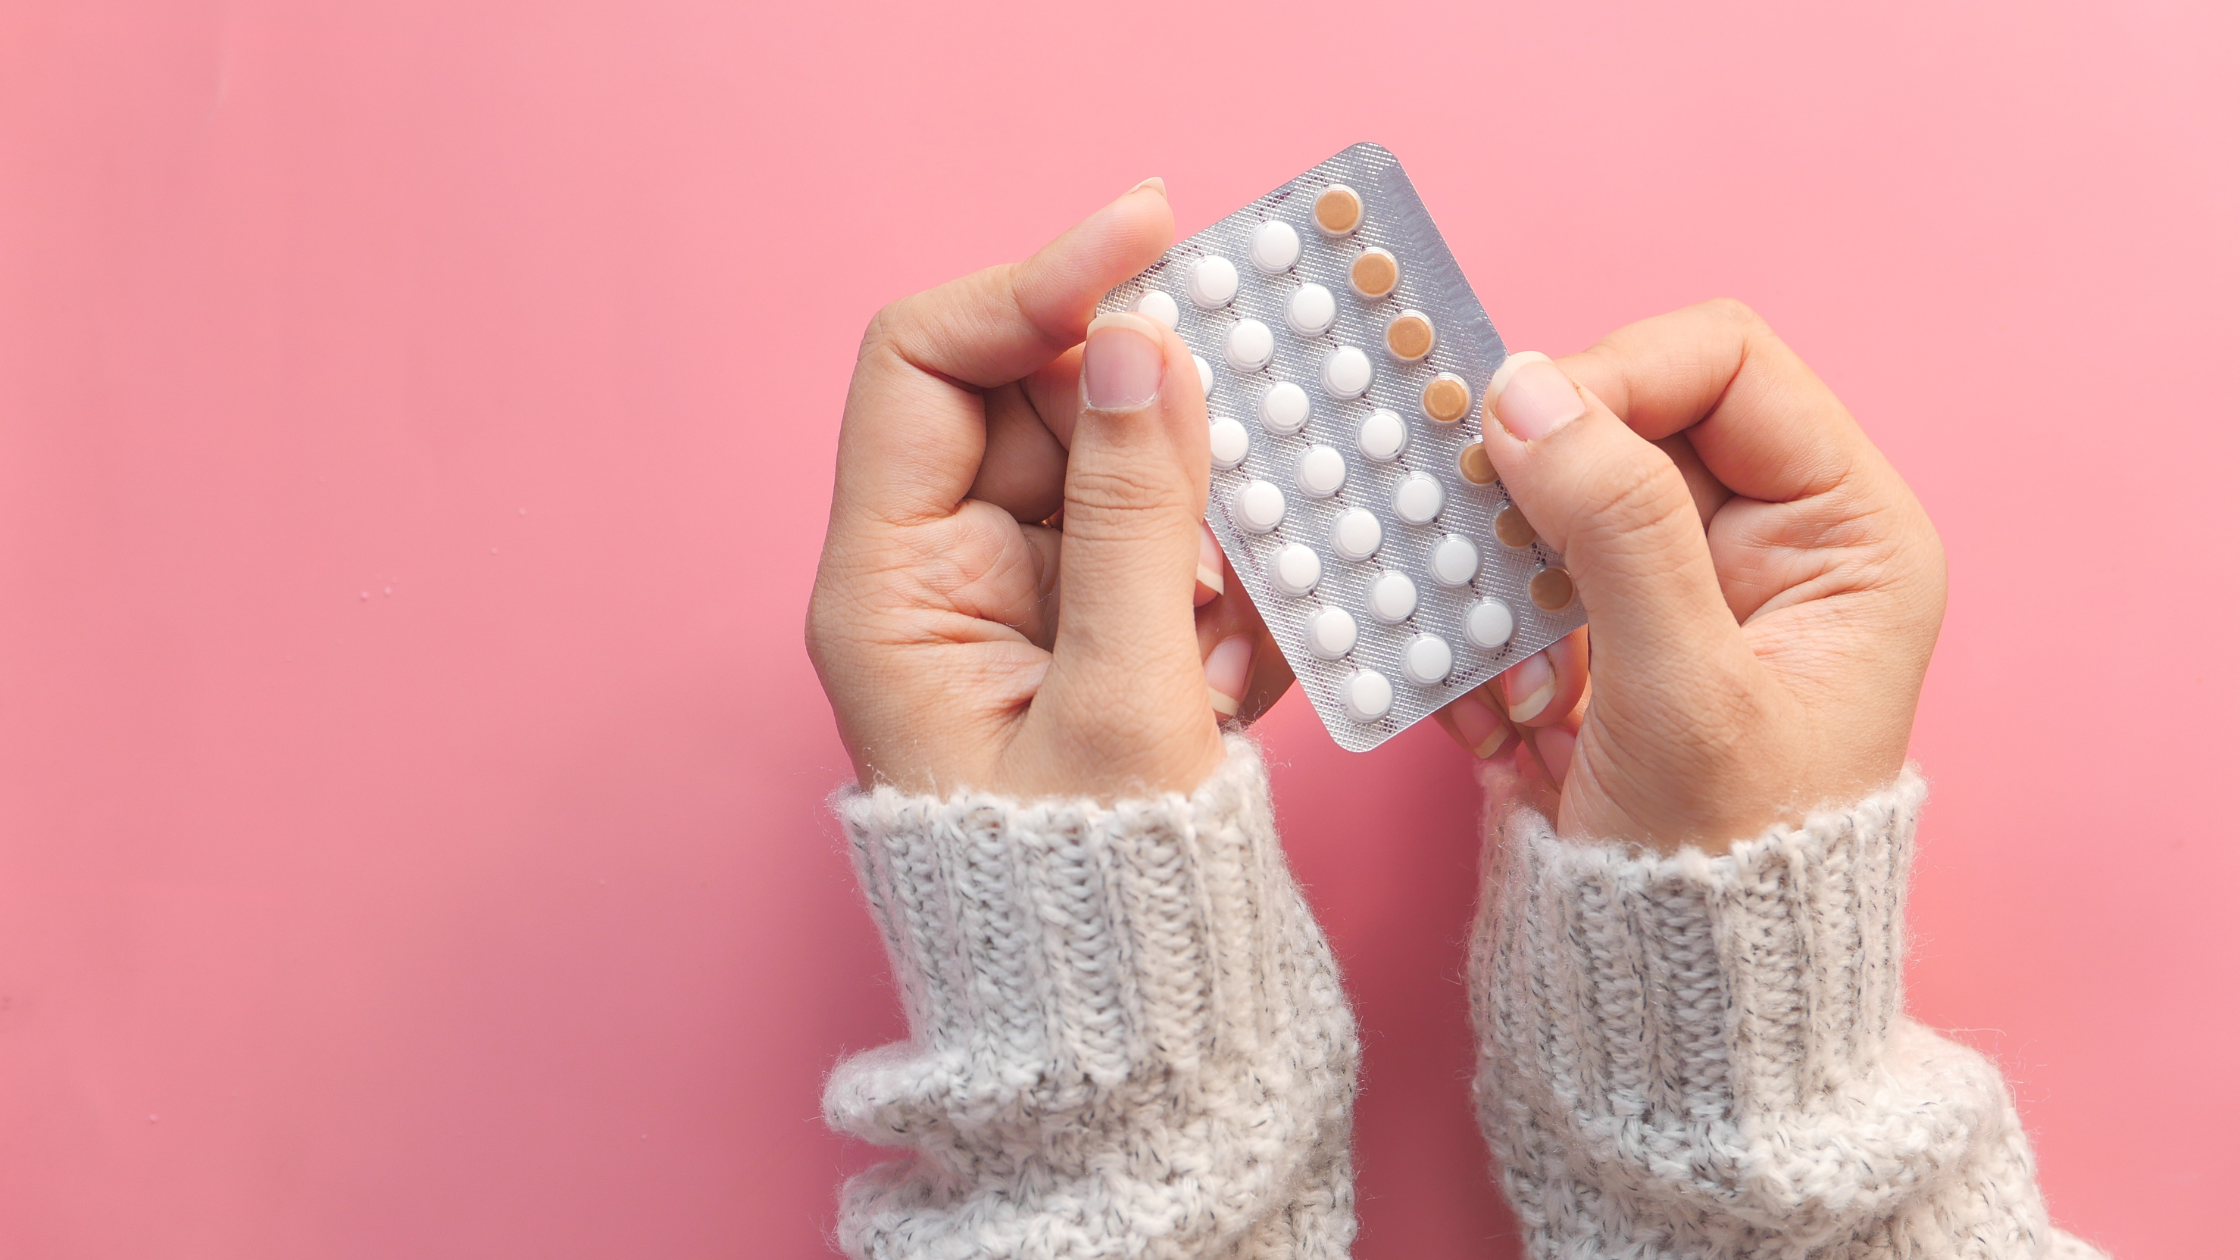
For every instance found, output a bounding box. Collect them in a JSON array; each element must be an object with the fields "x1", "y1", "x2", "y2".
[
  {"x1": 1204, "y1": 634, "x2": 1253, "y2": 718},
  {"x1": 1450, "y1": 687, "x2": 1513, "y2": 759},
  {"x1": 1534, "y1": 726, "x2": 1576, "y2": 781},
  {"x1": 1488, "y1": 351, "x2": 1584, "y2": 441},
  {"x1": 1195, "y1": 524, "x2": 1226, "y2": 601},
  {"x1": 1502, "y1": 651, "x2": 1556, "y2": 723},
  {"x1": 1128, "y1": 175, "x2": 1167, "y2": 198},
  {"x1": 1082, "y1": 312, "x2": 1165, "y2": 411}
]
